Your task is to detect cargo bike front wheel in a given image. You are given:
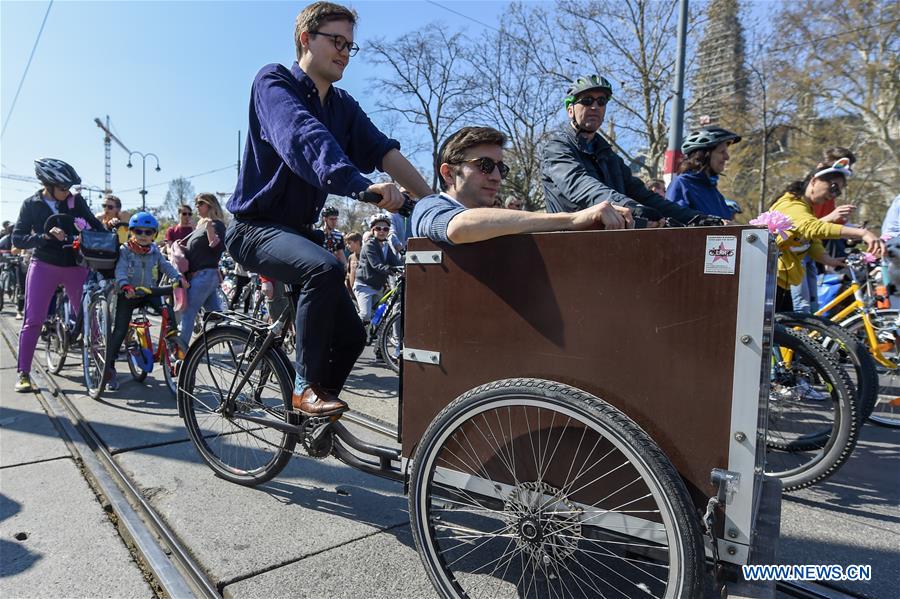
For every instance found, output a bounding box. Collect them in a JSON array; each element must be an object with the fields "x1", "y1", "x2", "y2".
[{"x1": 409, "y1": 378, "x2": 705, "y2": 599}]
